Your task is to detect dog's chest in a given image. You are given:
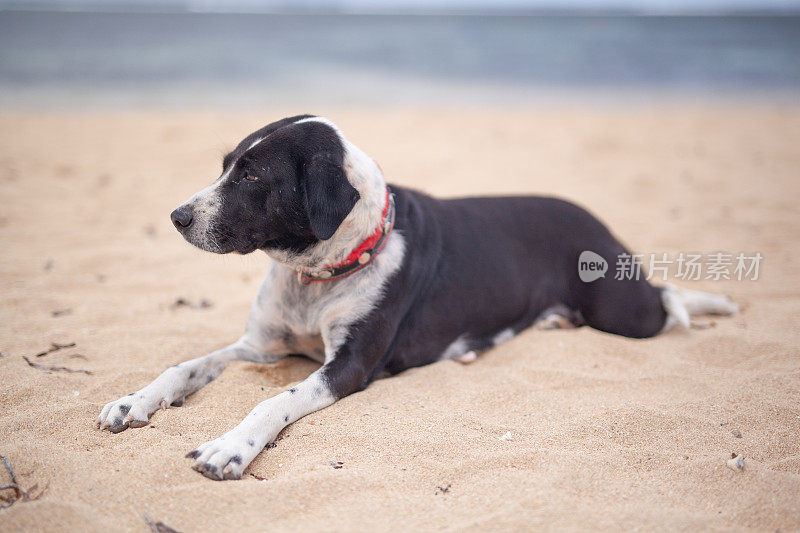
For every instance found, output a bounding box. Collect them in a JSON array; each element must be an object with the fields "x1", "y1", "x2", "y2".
[
  {"x1": 256, "y1": 265, "x2": 368, "y2": 336},
  {"x1": 253, "y1": 234, "x2": 405, "y2": 352}
]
